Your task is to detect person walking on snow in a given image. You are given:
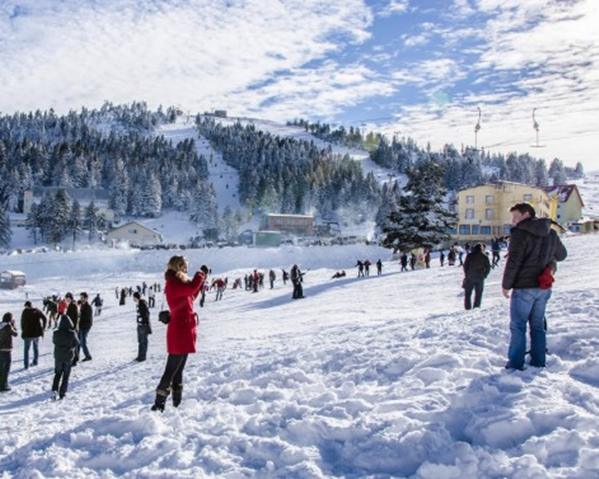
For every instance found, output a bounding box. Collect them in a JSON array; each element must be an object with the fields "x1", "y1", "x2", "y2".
[
  {"x1": 0, "y1": 313, "x2": 18, "y2": 392},
  {"x1": 502, "y1": 203, "x2": 567, "y2": 370},
  {"x1": 355, "y1": 260, "x2": 364, "y2": 278},
  {"x1": 133, "y1": 292, "x2": 151, "y2": 362},
  {"x1": 51, "y1": 315, "x2": 79, "y2": 400},
  {"x1": 376, "y1": 259, "x2": 382, "y2": 276},
  {"x1": 463, "y1": 243, "x2": 491, "y2": 310},
  {"x1": 440, "y1": 250, "x2": 445, "y2": 267},
  {"x1": 78, "y1": 292, "x2": 93, "y2": 362},
  {"x1": 91, "y1": 294, "x2": 103, "y2": 316},
  {"x1": 269, "y1": 270, "x2": 276, "y2": 289},
  {"x1": 400, "y1": 252, "x2": 408, "y2": 272},
  {"x1": 151, "y1": 256, "x2": 207, "y2": 412},
  {"x1": 21, "y1": 301, "x2": 46, "y2": 369},
  {"x1": 291, "y1": 264, "x2": 305, "y2": 299},
  {"x1": 64, "y1": 293, "x2": 79, "y2": 365}
]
